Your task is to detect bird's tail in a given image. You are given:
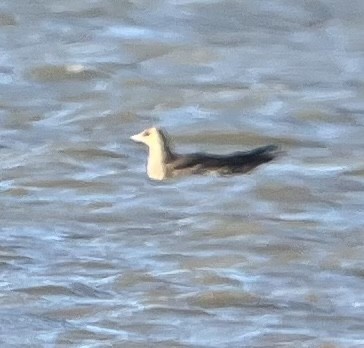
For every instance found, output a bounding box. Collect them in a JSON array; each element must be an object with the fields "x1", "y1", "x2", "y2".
[
  {"x1": 233, "y1": 144, "x2": 281, "y2": 173},
  {"x1": 247, "y1": 144, "x2": 281, "y2": 160}
]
